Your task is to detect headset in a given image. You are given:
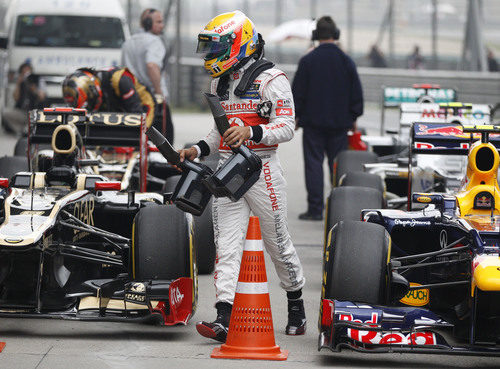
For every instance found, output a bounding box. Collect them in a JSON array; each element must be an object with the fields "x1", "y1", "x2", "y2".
[
  {"x1": 141, "y1": 8, "x2": 157, "y2": 32},
  {"x1": 311, "y1": 16, "x2": 340, "y2": 41}
]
